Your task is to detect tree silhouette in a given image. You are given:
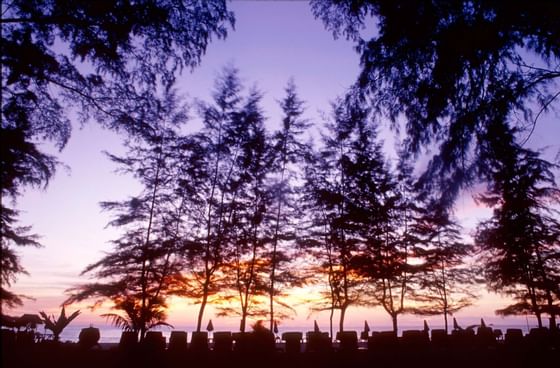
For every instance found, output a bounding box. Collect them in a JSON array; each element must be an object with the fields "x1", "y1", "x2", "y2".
[
  {"x1": 267, "y1": 81, "x2": 311, "y2": 330},
  {"x1": 475, "y1": 135, "x2": 560, "y2": 329},
  {"x1": 2, "y1": 0, "x2": 234, "y2": 144},
  {"x1": 177, "y1": 67, "x2": 253, "y2": 332},
  {"x1": 410, "y1": 202, "x2": 477, "y2": 333},
  {"x1": 304, "y1": 98, "x2": 390, "y2": 332},
  {"x1": 39, "y1": 306, "x2": 80, "y2": 342},
  {"x1": 0, "y1": 123, "x2": 47, "y2": 311},
  {"x1": 353, "y1": 151, "x2": 425, "y2": 333},
  {"x1": 66, "y1": 92, "x2": 188, "y2": 341},
  {"x1": 1, "y1": 0, "x2": 233, "y2": 316},
  {"x1": 218, "y1": 87, "x2": 273, "y2": 332},
  {"x1": 312, "y1": 0, "x2": 560, "y2": 207},
  {"x1": 1, "y1": 206, "x2": 41, "y2": 313}
]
